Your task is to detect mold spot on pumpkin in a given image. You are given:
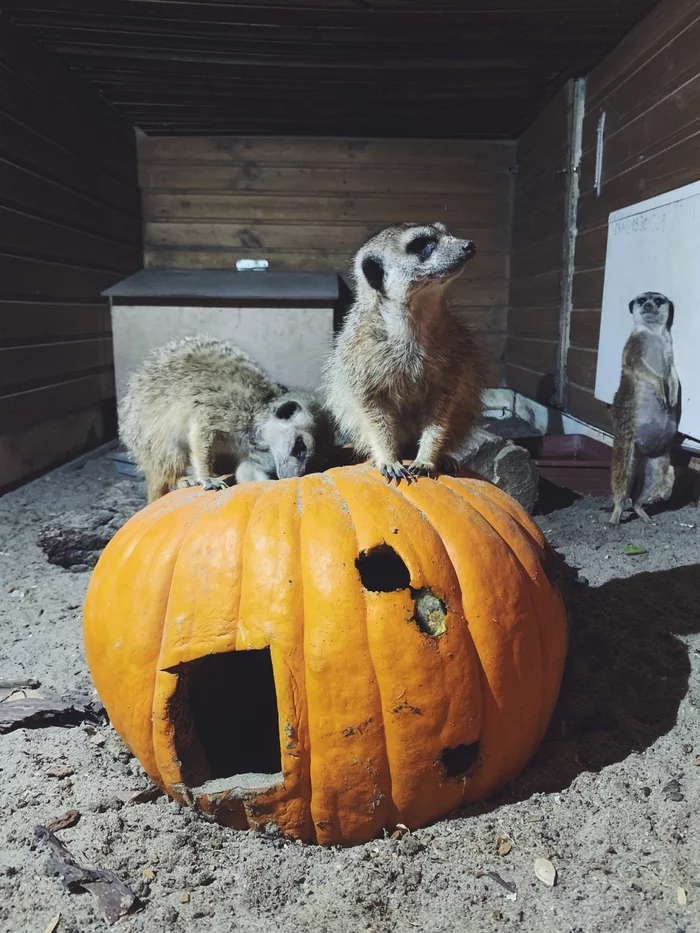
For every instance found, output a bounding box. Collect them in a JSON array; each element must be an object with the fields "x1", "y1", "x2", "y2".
[
  {"x1": 410, "y1": 587, "x2": 447, "y2": 637},
  {"x1": 168, "y1": 648, "x2": 284, "y2": 800},
  {"x1": 355, "y1": 544, "x2": 410, "y2": 592},
  {"x1": 441, "y1": 741, "x2": 480, "y2": 779}
]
